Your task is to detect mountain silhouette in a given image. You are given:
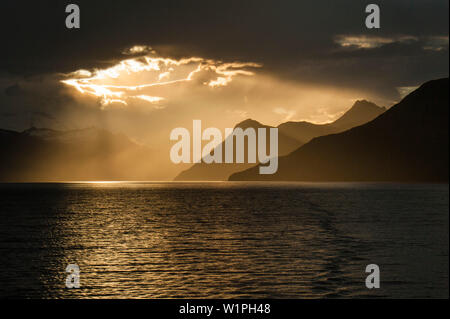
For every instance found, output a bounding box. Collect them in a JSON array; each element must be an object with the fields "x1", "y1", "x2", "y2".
[
  {"x1": 174, "y1": 119, "x2": 300, "y2": 181},
  {"x1": 277, "y1": 100, "x2": 385, "y2": 144},
  {"x1": 229, "y1": 78, "x2": 449, "y2": 182},
  {"x1": 175, "y1": 100, "x2": 385, "y2": 181},
  {"x1": 0, "y1": 127, "x2": 159, "y2": 181}
]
